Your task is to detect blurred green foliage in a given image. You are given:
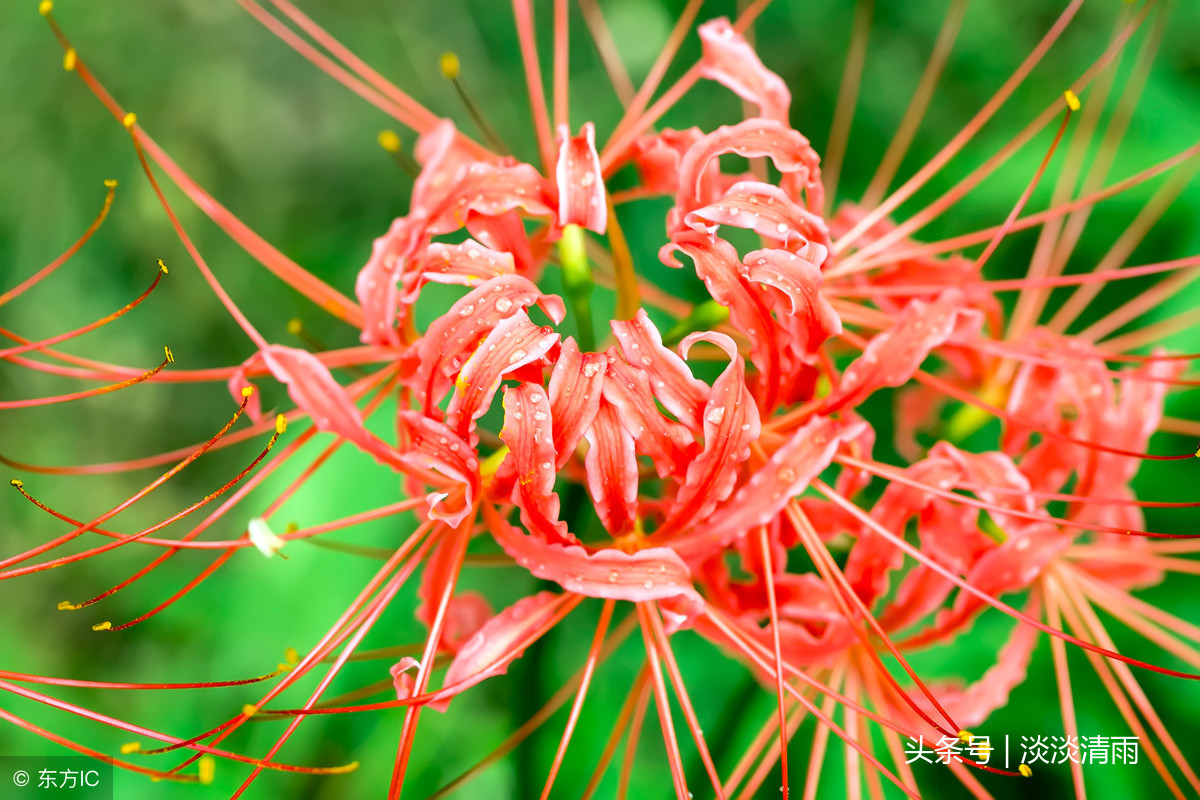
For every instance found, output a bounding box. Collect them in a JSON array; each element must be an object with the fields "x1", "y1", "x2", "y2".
[{"x1": 1, "y1": 0, "x2": 1199, "y2": 798}]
